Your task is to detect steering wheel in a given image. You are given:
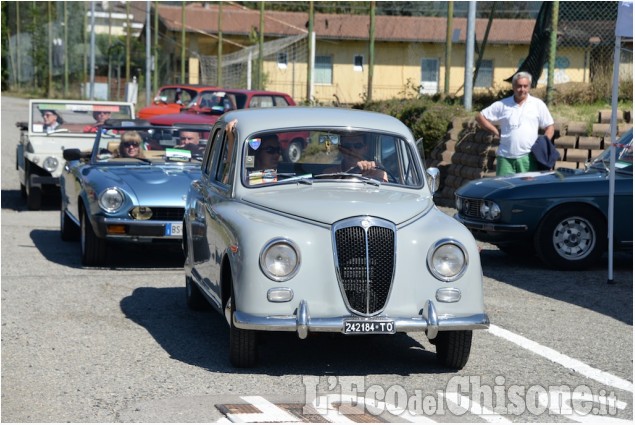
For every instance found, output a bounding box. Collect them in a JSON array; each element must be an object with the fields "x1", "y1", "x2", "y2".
[{"x1": 345, "y1": 164, "x2": 396, "y2": 183}]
